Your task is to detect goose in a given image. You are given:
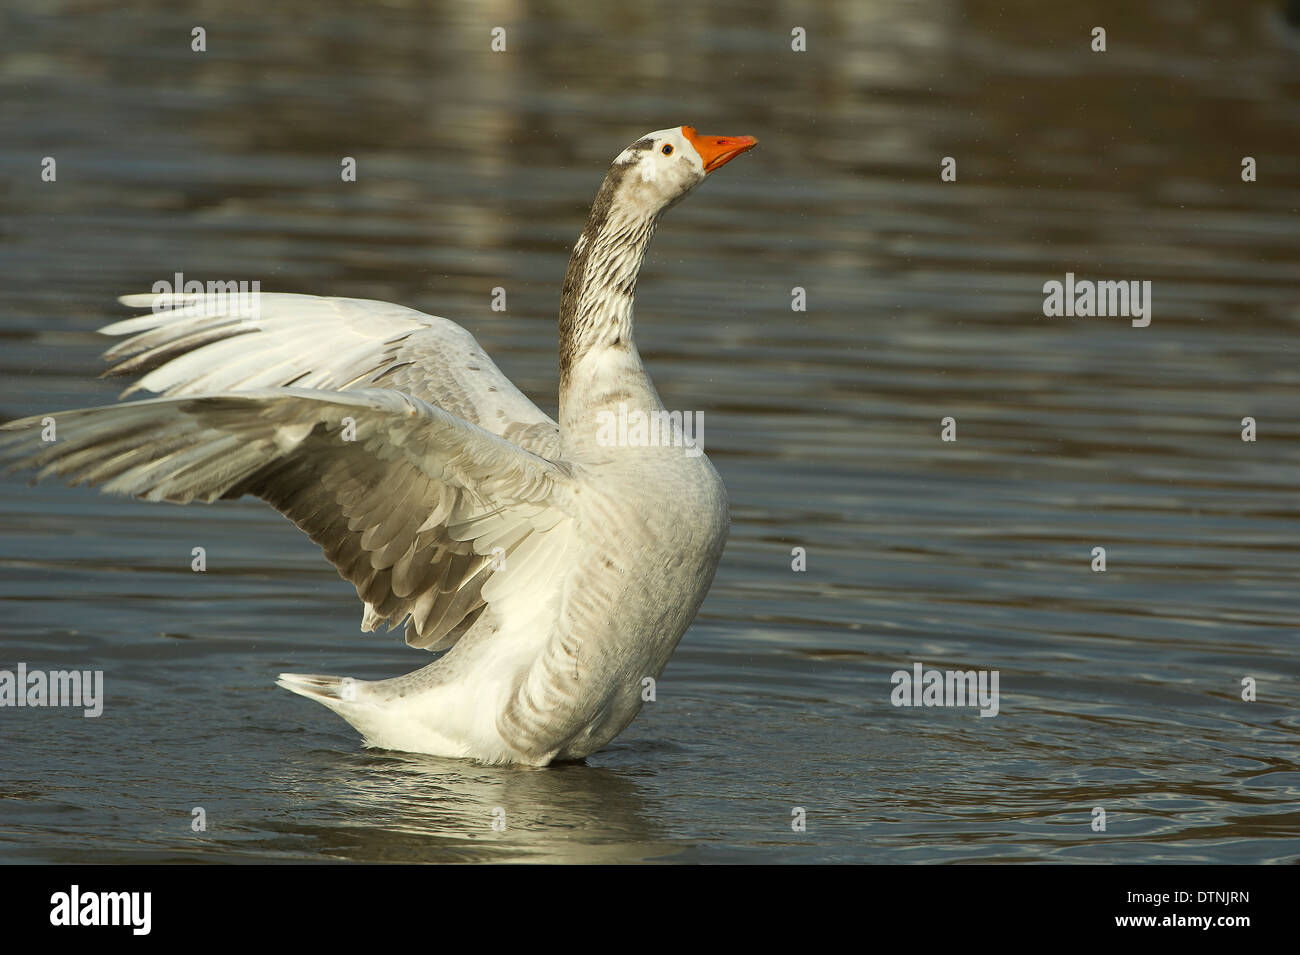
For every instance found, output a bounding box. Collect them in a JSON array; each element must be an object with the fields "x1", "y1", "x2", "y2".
[{"x1": 0, "y1": 125, "x2": 757, "y2": 766}]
